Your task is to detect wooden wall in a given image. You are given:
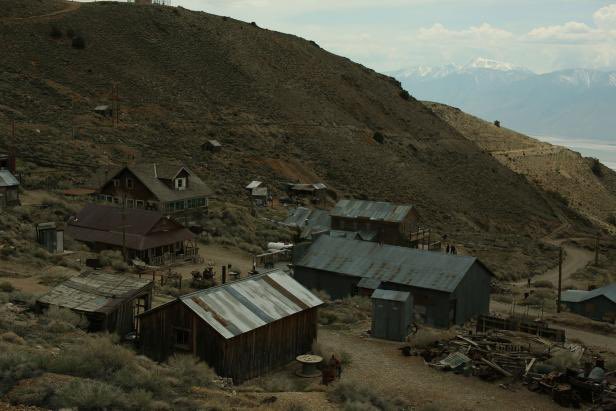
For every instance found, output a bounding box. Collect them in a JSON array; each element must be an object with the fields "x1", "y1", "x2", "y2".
[{"x1": 139, "y1": 302, "x2": 319, "y2": 383}]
